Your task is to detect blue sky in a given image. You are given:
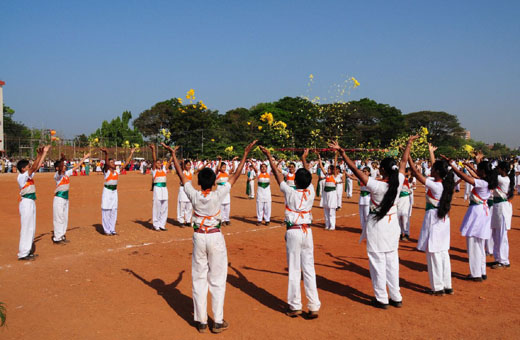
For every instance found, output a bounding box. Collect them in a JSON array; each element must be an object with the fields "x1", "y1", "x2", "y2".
[{"x1": 1, "y1": 0, "x2": 519, "y2": 146}]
